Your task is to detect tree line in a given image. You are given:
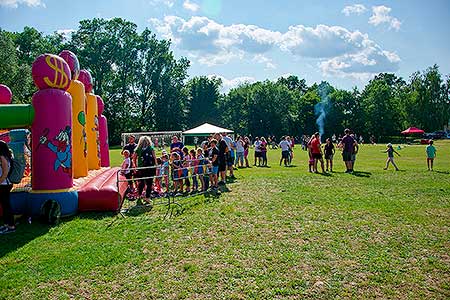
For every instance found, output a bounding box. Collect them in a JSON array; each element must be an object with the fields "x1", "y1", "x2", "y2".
[{"x1": 1, "y1": 18, "x2": 449, "y2": 144}]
